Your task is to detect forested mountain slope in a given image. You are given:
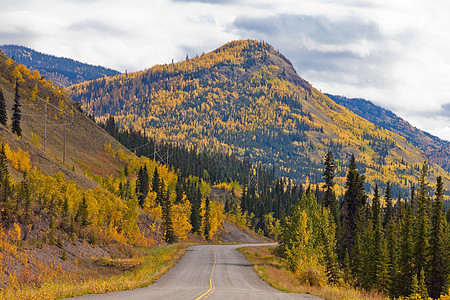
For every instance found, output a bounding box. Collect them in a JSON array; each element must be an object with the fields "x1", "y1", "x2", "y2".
[
  {"x1": 327, "y1": 93, "x2": 450, "y2": 173},
  {"x1": 0, "y1": 49, "x2": 128, "y2": 187},
  {"x1": 68, "y1": 40, "x2": 450, "y2": 194},
  {"x1": 0, "y1": 45, "x2": 120, "y2": 87}
]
